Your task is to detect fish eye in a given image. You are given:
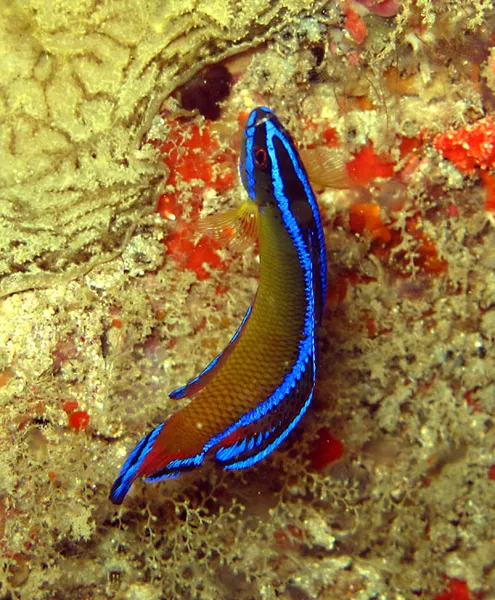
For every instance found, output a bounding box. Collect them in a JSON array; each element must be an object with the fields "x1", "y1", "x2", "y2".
[{"x1": 253, "y1": 147, "x2": 268, "y2": 169}]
